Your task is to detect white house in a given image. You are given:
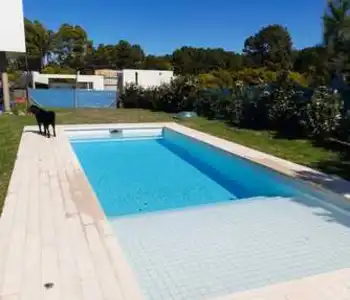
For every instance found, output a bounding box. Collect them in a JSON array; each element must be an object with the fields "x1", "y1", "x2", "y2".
[
  {"x1": 30, "y1": 69, "x2": 174, "y2": 92},
  {"x1": 31, "y1": 72, "x2": 105, "y2": 90},
  {"x1": 0, "y1": 0, "x2": 26, "y2": 112},
  {"x1": 119, "y1": 69, "x2": 174, "y2": 89},
  {"x1": 95, "y1": 69, "x2": 174, "y2": 91}
]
